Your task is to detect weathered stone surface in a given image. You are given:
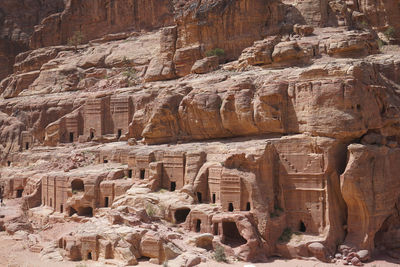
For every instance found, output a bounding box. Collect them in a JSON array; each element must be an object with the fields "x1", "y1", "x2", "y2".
[
  {"x1": 0, "y1": 0, "x2": 64, "y2": 80},
  {"x1": 283, "y1": 0, "x2": 352, "y2": 27},
  {"x1": 144, "y1": 26, "x2": 177, "y2": 82},
  {"x1": 238, "y1": 36, "x2": 281, "y2": 68},
  {"x1": 341, "y1": 144, "x2": 400, "y2": 251},
  {"x1": 174, "y1": 45, "x2": 203, "y2": 77},
  {"x1": 29, "y1": 0, "x2": 174, "y2": 49},
  {"x1": 326, "y1": 31, "x2": 378, "y2": 57},
  {"x1": 293, "y1": 24, "x2": 314, "y2": 36},
  {"x1": 356, "y1": 250, "x2": 370, "y2": 262},
  {"x1": 140, "y1": 232, "x2": 162, "y2": 259},
  {"x1": 307, "y1": 242, "x2": 328, "y2": 262},
  {"x1": 271, "y1": 40, "x2": 312, "y2": 65},
  {"x1": 174, "y1": 0, "x2": 286, "y2": 61},
  {"x1": 358, "y1": 0, "x2": 400, "y2": 42},
  {"x1": 190, "y1": 233, "x2": 213, "y2": 249},
  {"x1": 191, "y1": 56, "x2": 219, "y2": 74},
  {"x1": 0, "y1": 1, "x2": 399, "y2": 266},
  {"x1": 13, "y1": 47, "x2": 68, "y2": 73},
  {"x1": 186, "y1": 255, "x2": 202, "y2": 267},
  {"x1": 0, "y1": 71, "x2": 40, "y2": 98},
  {"x1": 351, "y1": 256, "x2": 363, "y2": 266}
]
